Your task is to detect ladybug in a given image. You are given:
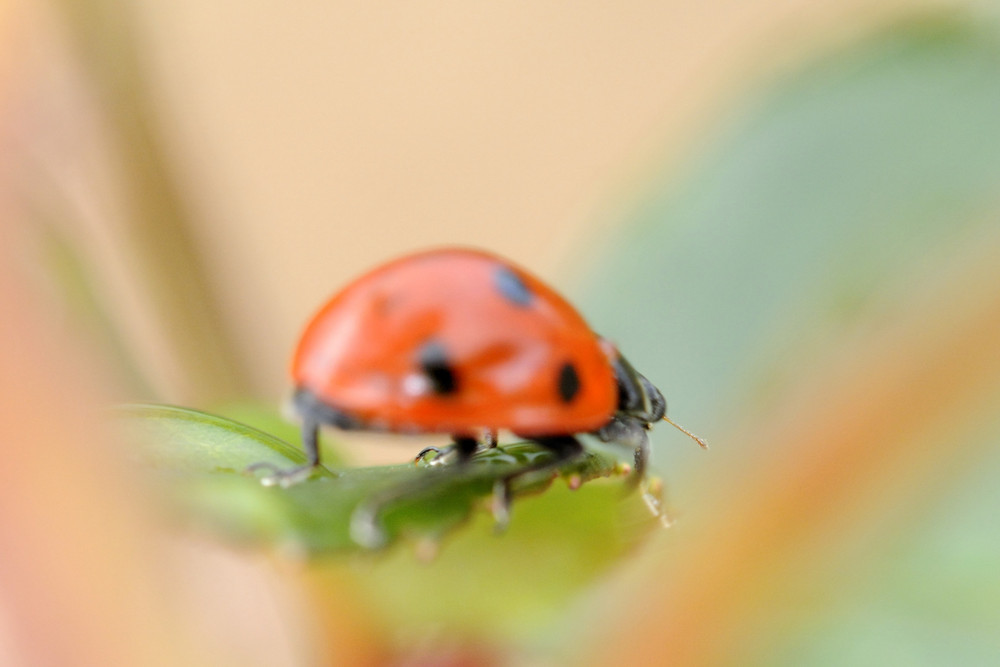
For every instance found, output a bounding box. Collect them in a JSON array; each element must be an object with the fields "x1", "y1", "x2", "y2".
[{"x1": 251, "y1": 247, "x2": 704, "y2": 543}]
